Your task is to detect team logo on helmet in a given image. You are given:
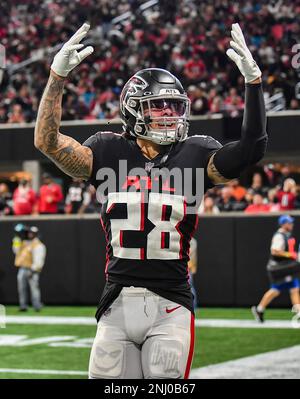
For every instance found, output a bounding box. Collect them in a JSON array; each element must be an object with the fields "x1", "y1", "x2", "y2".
[{"x1": 120, "y1": 76, "x2": 148, "y2": 113}]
